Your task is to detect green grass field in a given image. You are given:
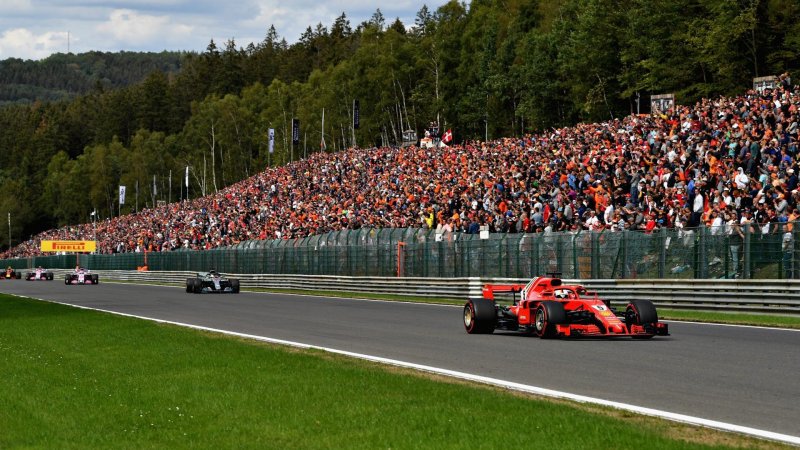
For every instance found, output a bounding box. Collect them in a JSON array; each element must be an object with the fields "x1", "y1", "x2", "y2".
[{"x1": 0, "y1": 294, "x2": 789, "y2": 449}]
